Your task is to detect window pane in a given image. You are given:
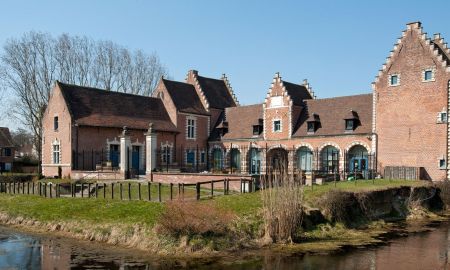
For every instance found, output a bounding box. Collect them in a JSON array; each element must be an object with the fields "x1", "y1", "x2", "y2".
[
  {"x1": 425, "y1": 70, "x2": 432, "y2": 81},
  {"x1": 391, "y1": 75, "x2": 398, "y2": 85}
]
